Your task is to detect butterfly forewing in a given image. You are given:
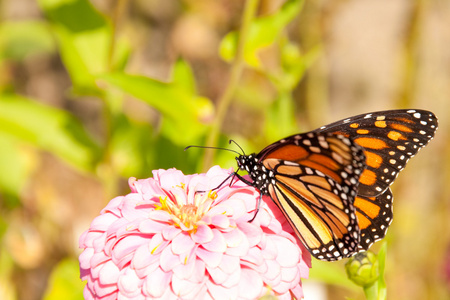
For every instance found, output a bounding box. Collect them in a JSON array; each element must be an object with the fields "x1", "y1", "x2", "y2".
[
  {"x1": 255, "y1": 133, "x2": 367, "y2": 261},
  {"x1": 315, "y1": 109, "x2": 438, "y2": 197}
]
